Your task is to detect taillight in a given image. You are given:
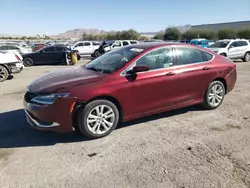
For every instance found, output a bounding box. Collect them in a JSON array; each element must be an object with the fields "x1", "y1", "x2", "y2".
[{"x1": 15, "y1": 55, "x2": 21, "y2": 61}]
